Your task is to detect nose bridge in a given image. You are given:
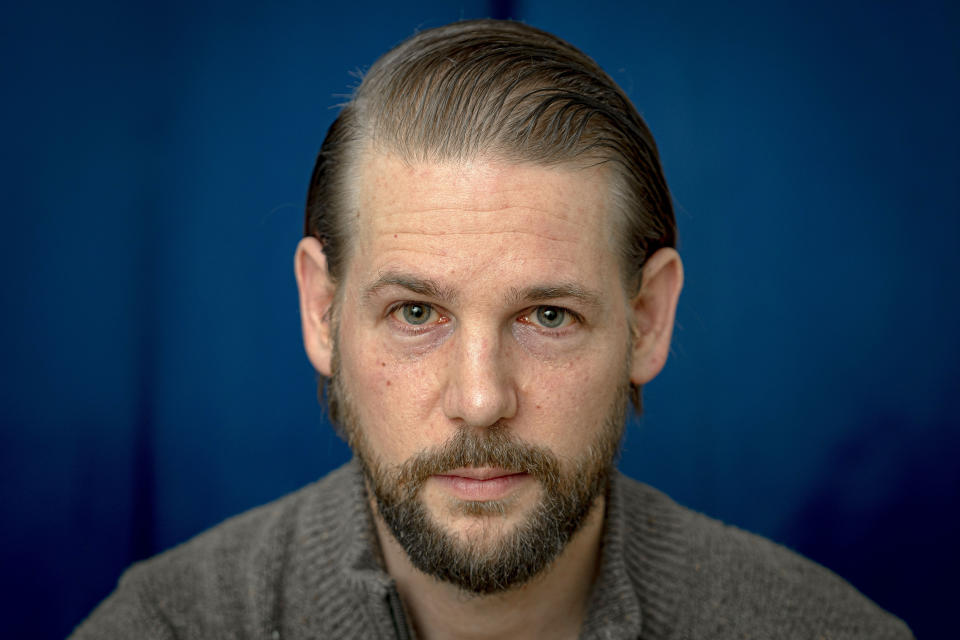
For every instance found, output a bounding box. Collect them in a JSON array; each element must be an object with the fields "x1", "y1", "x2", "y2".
[{"x1": 443, "y1": 321, "x2": 517, "y2": 428}]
